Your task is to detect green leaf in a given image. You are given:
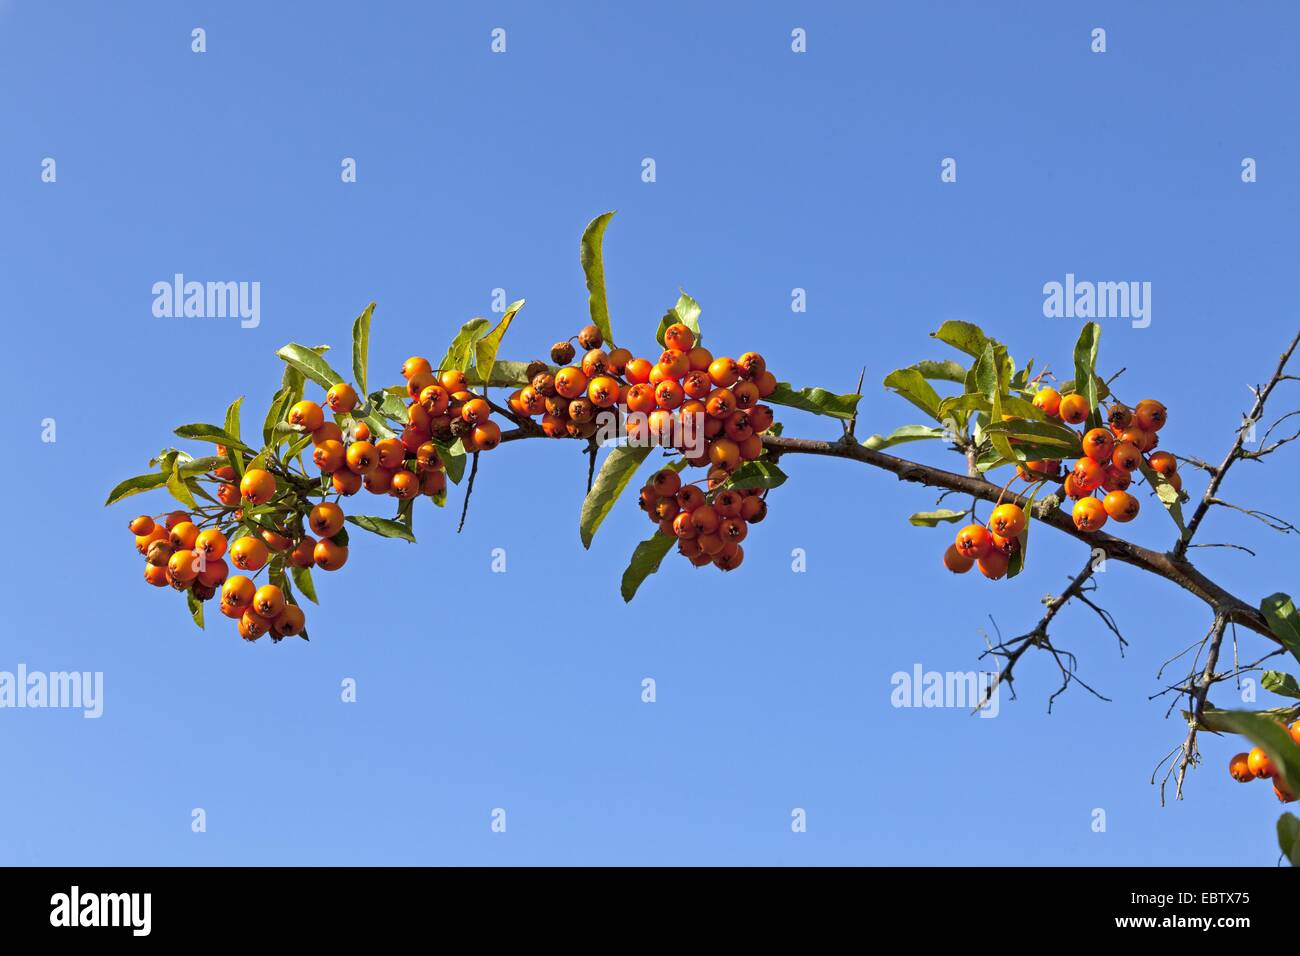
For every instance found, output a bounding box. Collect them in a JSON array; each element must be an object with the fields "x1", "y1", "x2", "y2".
[
  {"x1": 174, "y1": 423, "x2": 255, "y2": 454},
  {"x1": 1279, "y1": 813, "x2": 1300, "y2": 866},
  {"x1": 473, "y1": 299, "x2": 526, "y2": 390},
  {"x1": 580, "y1": 211, "x2": 617, "y2": 347},
  {"x1": 464, "y1": 360, "x2": 545, "y2": 389},
  {"x1": 1261, "y1": 594, "x2": 1300, "y2": 666},
  {"x1": 1139, "y1": 459, "x2": 1187, "y2": 535},
  {"x1": 655, "y1": 290, "x2": 702, "y2": 347},
  {"x1": 722, "y1": 460, "x2": 787, "y2": 492},
  {"x1": 883, "y1": 369, "x2": 942, "y2": 421},
  {"x1": 769, "y1": 383, "x2": 861, "y2": 420},
  {"x1": 439, "y1": 439, "x2": 467, "y2": 484},
  {"x1": 437, "y1": 317, "x2": 491, "y2": 374},
  {"x1": 984, "y1": 418, "x2": 1085, "y2": 452},
  {"x1": 352, "y1": 301, "x2": 374, "y2": 396},
  {"x1": 224, "y1": 397, "x2": 243, "y2": 444},
  {"x1": 366, "y1": 390, "x2": 410, "y2": 424},
  {"x1": 908, "y1": 509, "x2": 968, "y2": 527},
  {"x1": 1072, "y1": 322, "x2": 1102, "y2": 430},
  {"x1": 290, "y1": 565, "x2": 318, "y2": 604},
  {"x1": 930, "y1": 320, "x2": 990, "y2": 358},
  {"x1": 1200, "y1": 709, "x2": 1300, "y2": 796},
  {"x1": 263, "y1": 386, "x2": 292, "y2": 447},
  {"x1": 166, "y1": 462, "x2": 197, "y2": 509},
  {"x1": 105, "y1": 472, "x2": 169, "y2": 506},
  {"x1": 864, "y1": 425, "x2": 949, "y2": 450},
  {"x1": 620, "y1": 530, "x2": 676, "y2": 602},
  {"x1": 1263, "y1": 671, "x2": 1300, "y2": 699},
  {"x1": 185, "y1": 591, "x2": 205, "y2": 630},
  {"x1": 357, "y1": 411, "x2": 397, "y2": 441},
  {"x1": 344, "y1": 514, "x2": 416, "y2": 543},
  {"x1": 910, "y1": 359, "x2": 967, "y2": 383},
  {"x1": 580, "y1": 444, "x2": 653, "y2": 548},
  {"x1": 275, "y1": 343, "x2": 346, "y2": 391}
]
